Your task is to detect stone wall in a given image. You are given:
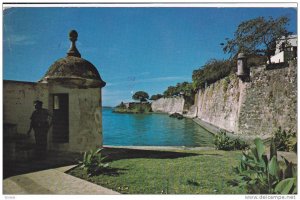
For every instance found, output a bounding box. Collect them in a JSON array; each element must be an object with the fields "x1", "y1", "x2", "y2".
[
  {"x1": 3, "y1": 80, "x2": 49, "y2": 135},
  {"x1": 195, "y1": 61, "x2": 297, "y2": 138},
  {"x1": 3, "y1": 80, "x2": 103, "y2": 152},
  {"x1": 195, "y1": 74, "x2": 240, "y2": 133},
  {"x1": 151, "y1": 97, "x2": 185, "y2": 114},
  {"x1": 48, "y1": 84, "x2": 102, "y2": 152},
  {"x1": 237, "y1": 62, "x2": 297, "y2": 137}
]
